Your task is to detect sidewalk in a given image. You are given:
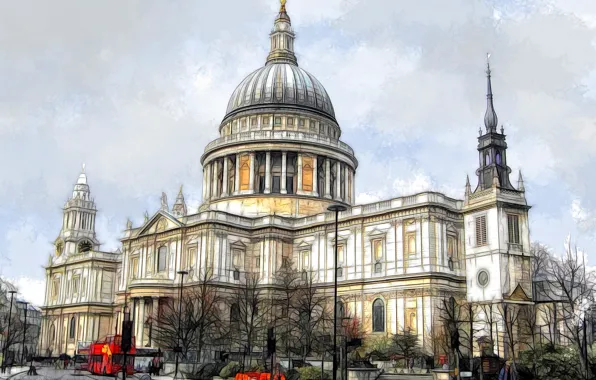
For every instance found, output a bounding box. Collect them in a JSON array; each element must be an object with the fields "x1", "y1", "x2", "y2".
[{"x1": 0, "y1": 366, "x2": 28, "y2": 379}]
